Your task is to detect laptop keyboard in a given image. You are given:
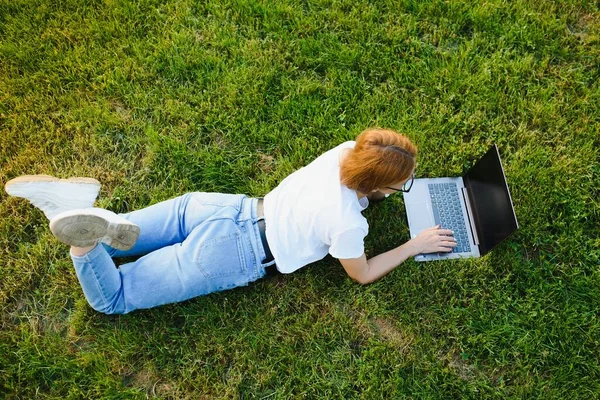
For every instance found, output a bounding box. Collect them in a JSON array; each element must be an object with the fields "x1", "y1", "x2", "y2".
[{"x1": 428, "y1": 183, "x2": 472, "y2": 253}]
